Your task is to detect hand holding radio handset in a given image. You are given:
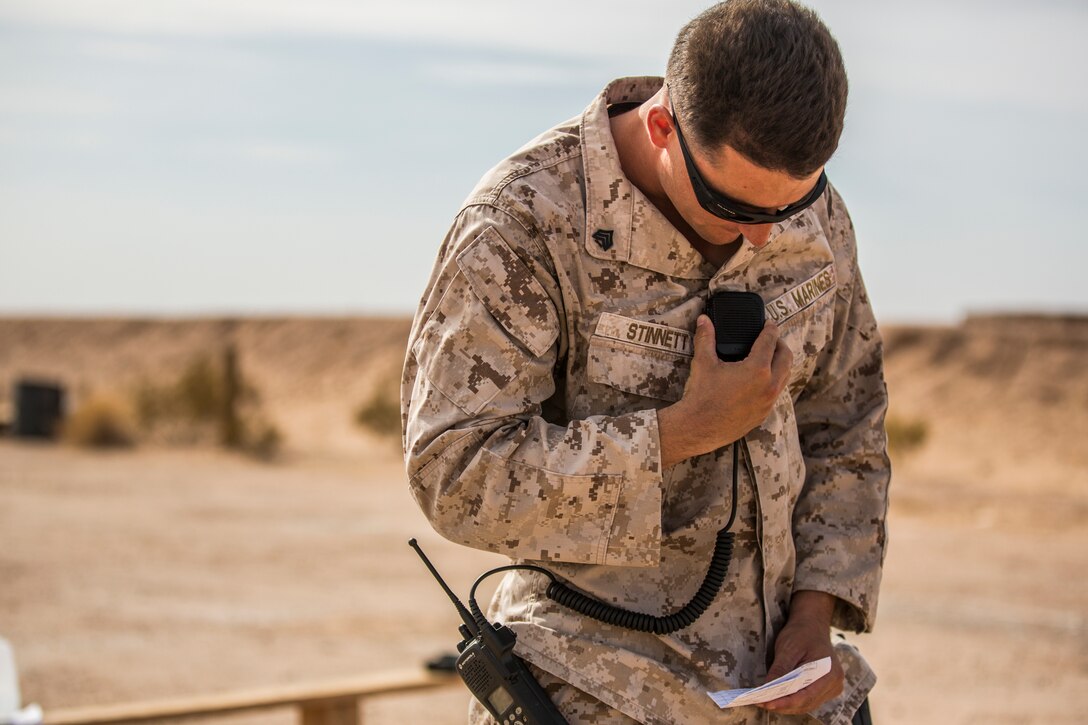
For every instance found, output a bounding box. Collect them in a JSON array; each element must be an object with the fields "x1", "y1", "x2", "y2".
[{"x1": 659, "y1": 313, "x2": 793, "y2": 469}]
